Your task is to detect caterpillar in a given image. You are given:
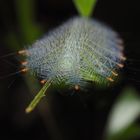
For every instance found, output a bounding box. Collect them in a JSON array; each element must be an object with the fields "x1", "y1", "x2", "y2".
[{"x1": 4, "y1": 17, "x2": 126, "y2": 113}]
